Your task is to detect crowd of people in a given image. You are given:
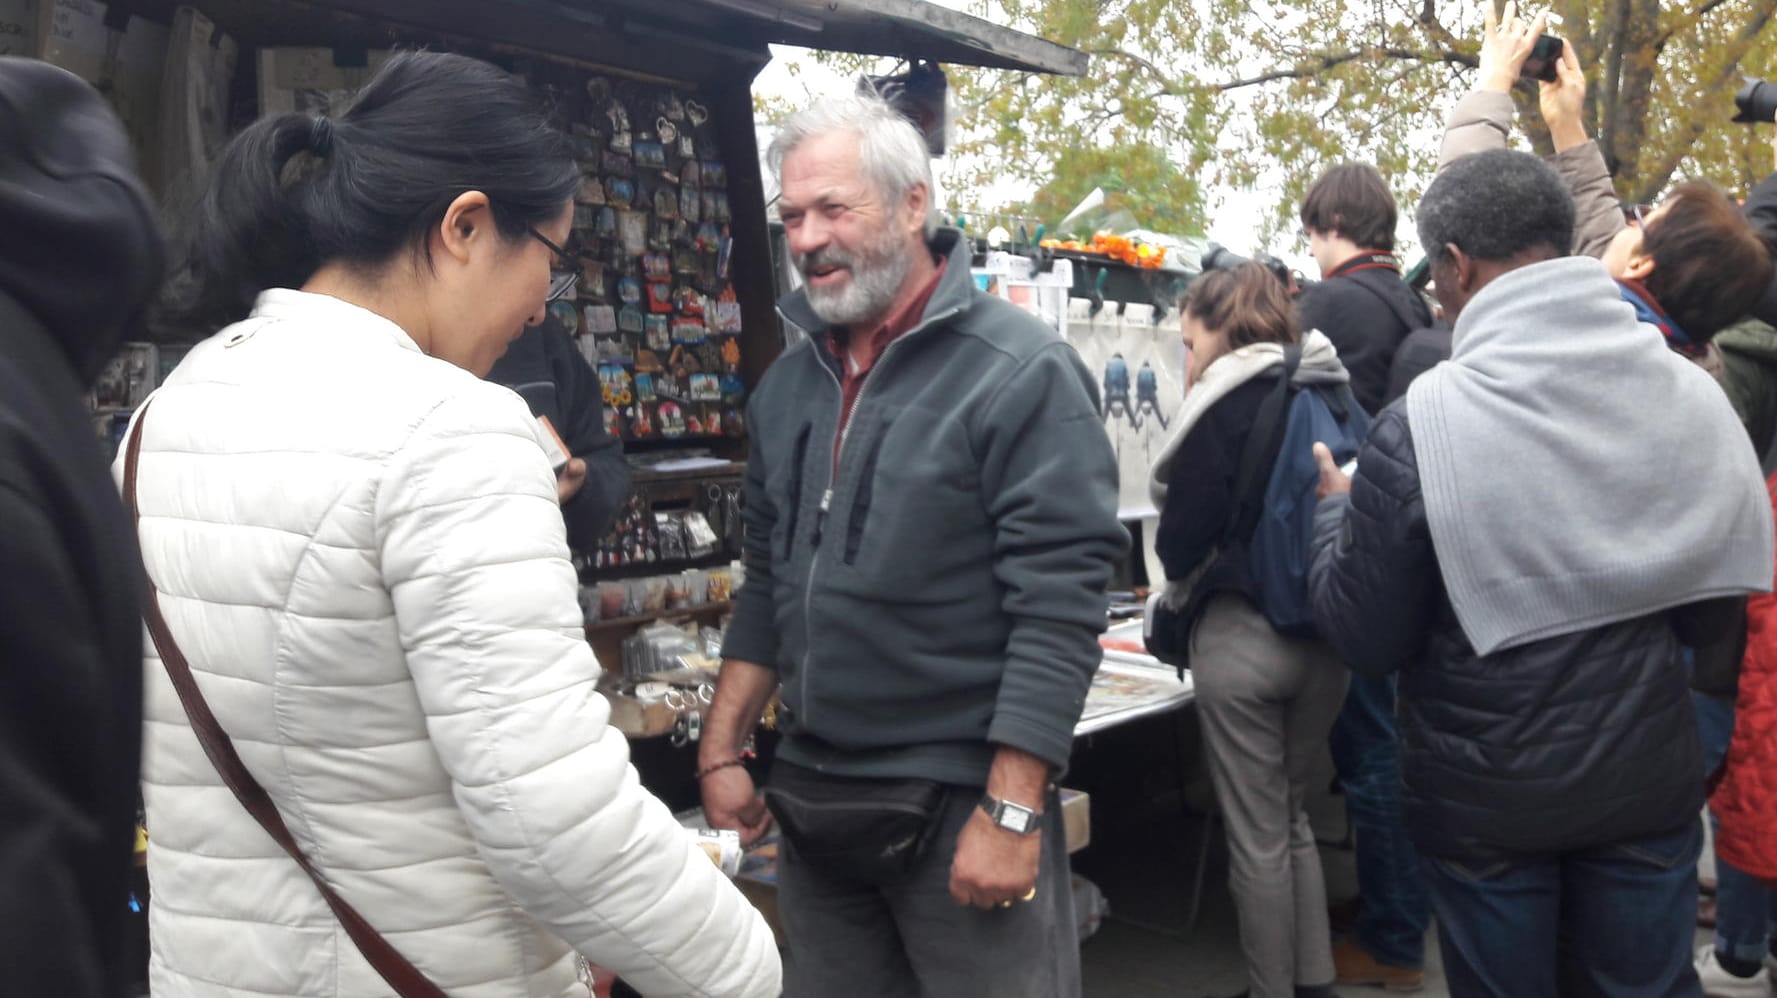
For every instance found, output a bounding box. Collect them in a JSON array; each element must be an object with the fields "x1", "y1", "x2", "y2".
[{"x1": 4, "y1": 3, "x2": 1777, "y2": 997}]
